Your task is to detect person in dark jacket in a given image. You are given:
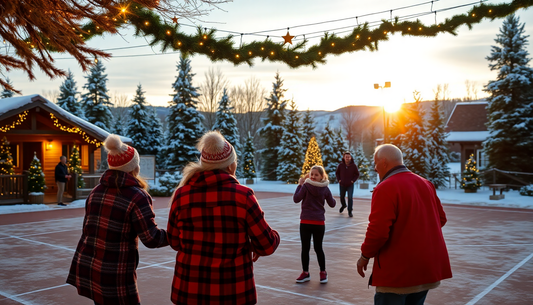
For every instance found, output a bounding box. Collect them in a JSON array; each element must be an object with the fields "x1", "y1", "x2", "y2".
[
  {"x1": 168, "y1": 131, "x2": 280, "y2": 305},
  {"x1": 54, "y1": 156, "x2": 71, "y2": 206},
  {"x1": 67, "y1": 135, "x2": 168, "y2": 305},
  {"x1": 293, "y1": 165, "x2": 336, "y2": 284},
  {"x1": 335, "y1": 151, "x2": 360, "y2": 217}
]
